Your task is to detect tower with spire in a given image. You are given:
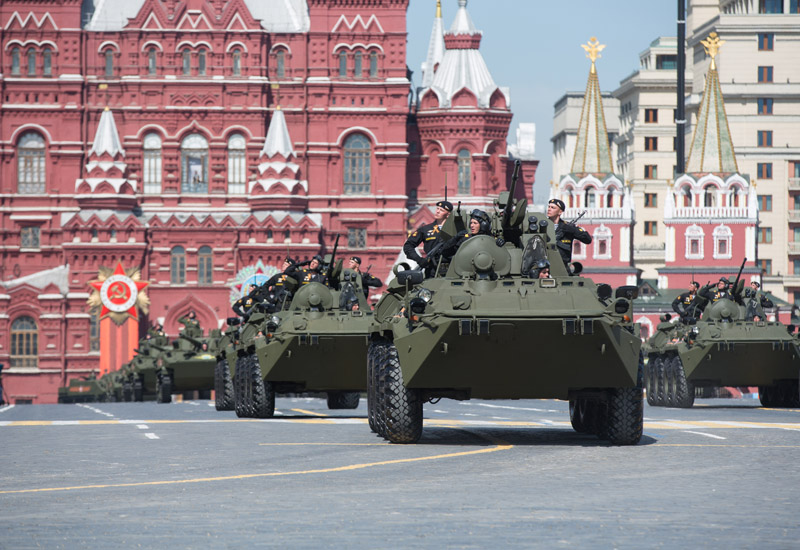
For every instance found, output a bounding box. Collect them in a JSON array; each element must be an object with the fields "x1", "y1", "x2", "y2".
[
  {"x1": 411, "y1": 0, "x2": 533, "y2": 216},
  {"x1": 552, "y1": 38, "x2": 637, "y2": 287},
  {"x1": 659, "y1": 32, "x2": 757, "y2": 289}
]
